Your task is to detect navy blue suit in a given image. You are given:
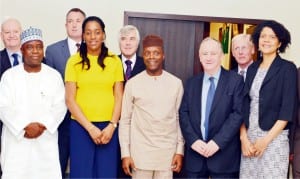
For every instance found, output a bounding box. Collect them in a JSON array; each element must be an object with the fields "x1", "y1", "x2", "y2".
[
  {"x1": 45, "y1": 39, "x2": 71, "y2": 177},
  {"x1": 0, "y1": 49, "x2": 13, "y2": 79},
  {"x1": 118, "y1": 54, "x2": 145, "y2": 82},
  {"x1": 179, "y1": 68, "x2": 243, "y2": 176}
]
